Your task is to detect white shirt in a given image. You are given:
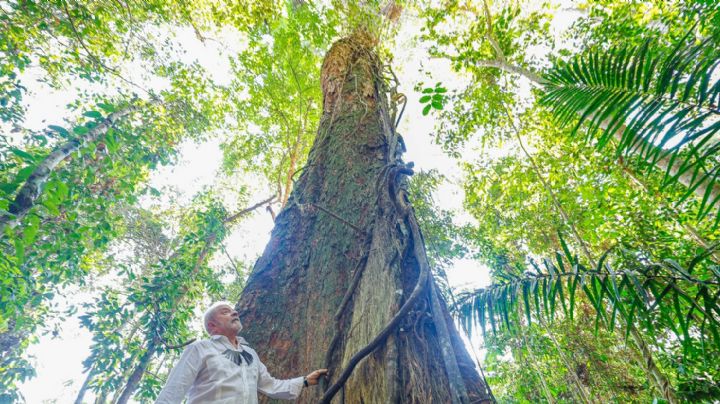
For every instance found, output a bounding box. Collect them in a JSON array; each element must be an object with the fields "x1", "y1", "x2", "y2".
[{"x1": 155, "y1": 335, "x2": 304, "y2": 403}]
